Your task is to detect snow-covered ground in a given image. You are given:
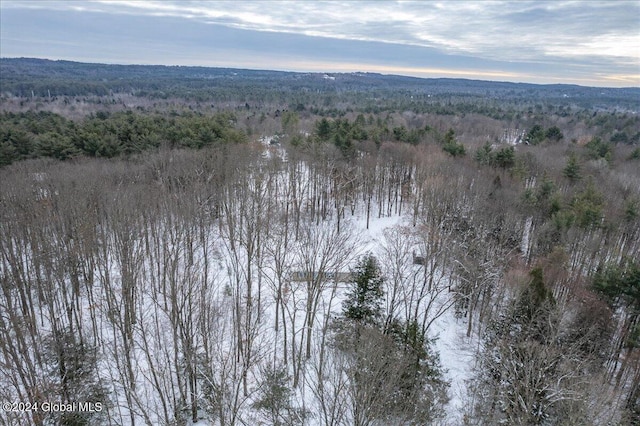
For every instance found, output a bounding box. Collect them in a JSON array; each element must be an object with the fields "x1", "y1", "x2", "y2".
[
  {"x1": 0, "y1": 180, "x2": 479, "y2": 426},
  {"x1": 144, "y1": 211, "x2": 478, "y2": 425},
  {"x1": 431, "y1": 301, "x2": 478, "y2": 424},
  {"x1": 343, "y1": 213, "x2": 478, "y2": 425}
]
